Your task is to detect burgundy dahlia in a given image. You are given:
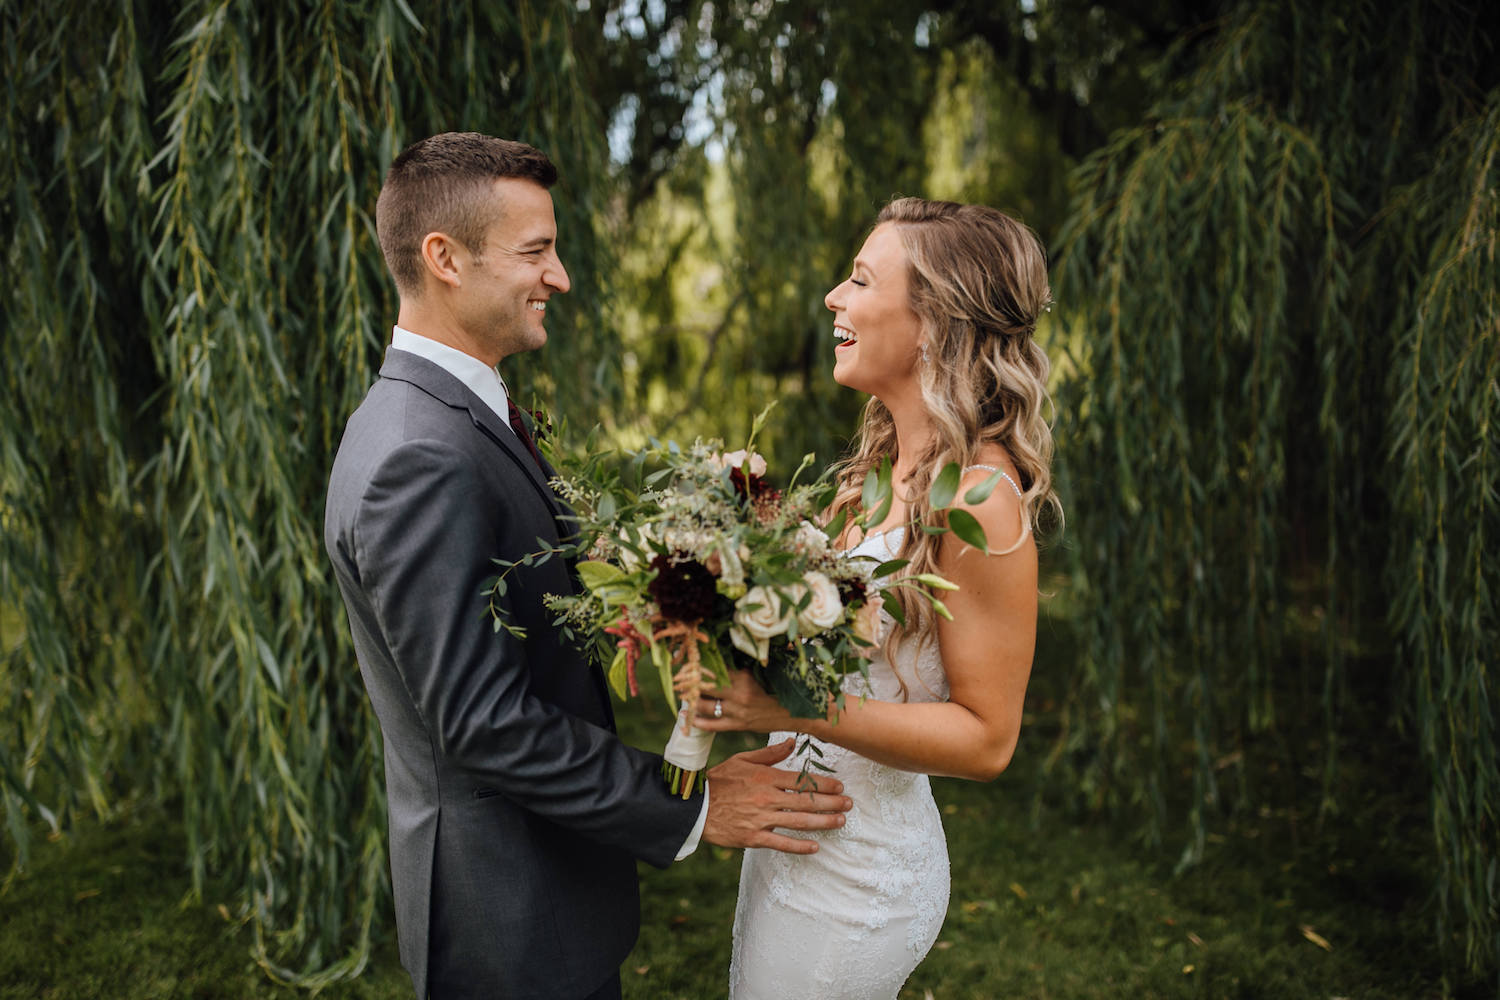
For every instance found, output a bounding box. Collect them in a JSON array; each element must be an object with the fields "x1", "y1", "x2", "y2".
[{"x1": 647, "y1": 554, "x2": 718, "y2": 622}]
